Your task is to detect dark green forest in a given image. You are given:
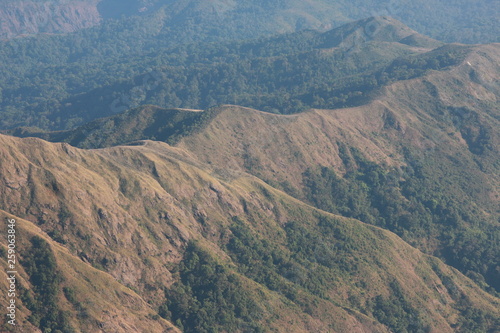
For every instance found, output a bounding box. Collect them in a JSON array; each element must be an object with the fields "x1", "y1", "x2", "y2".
[
  {"x1": 20, "y1": 236, "x2": 74, "y2": 333},
  {"x1": 302, "y1": 147, "x2": 500, "y2": 295}
]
